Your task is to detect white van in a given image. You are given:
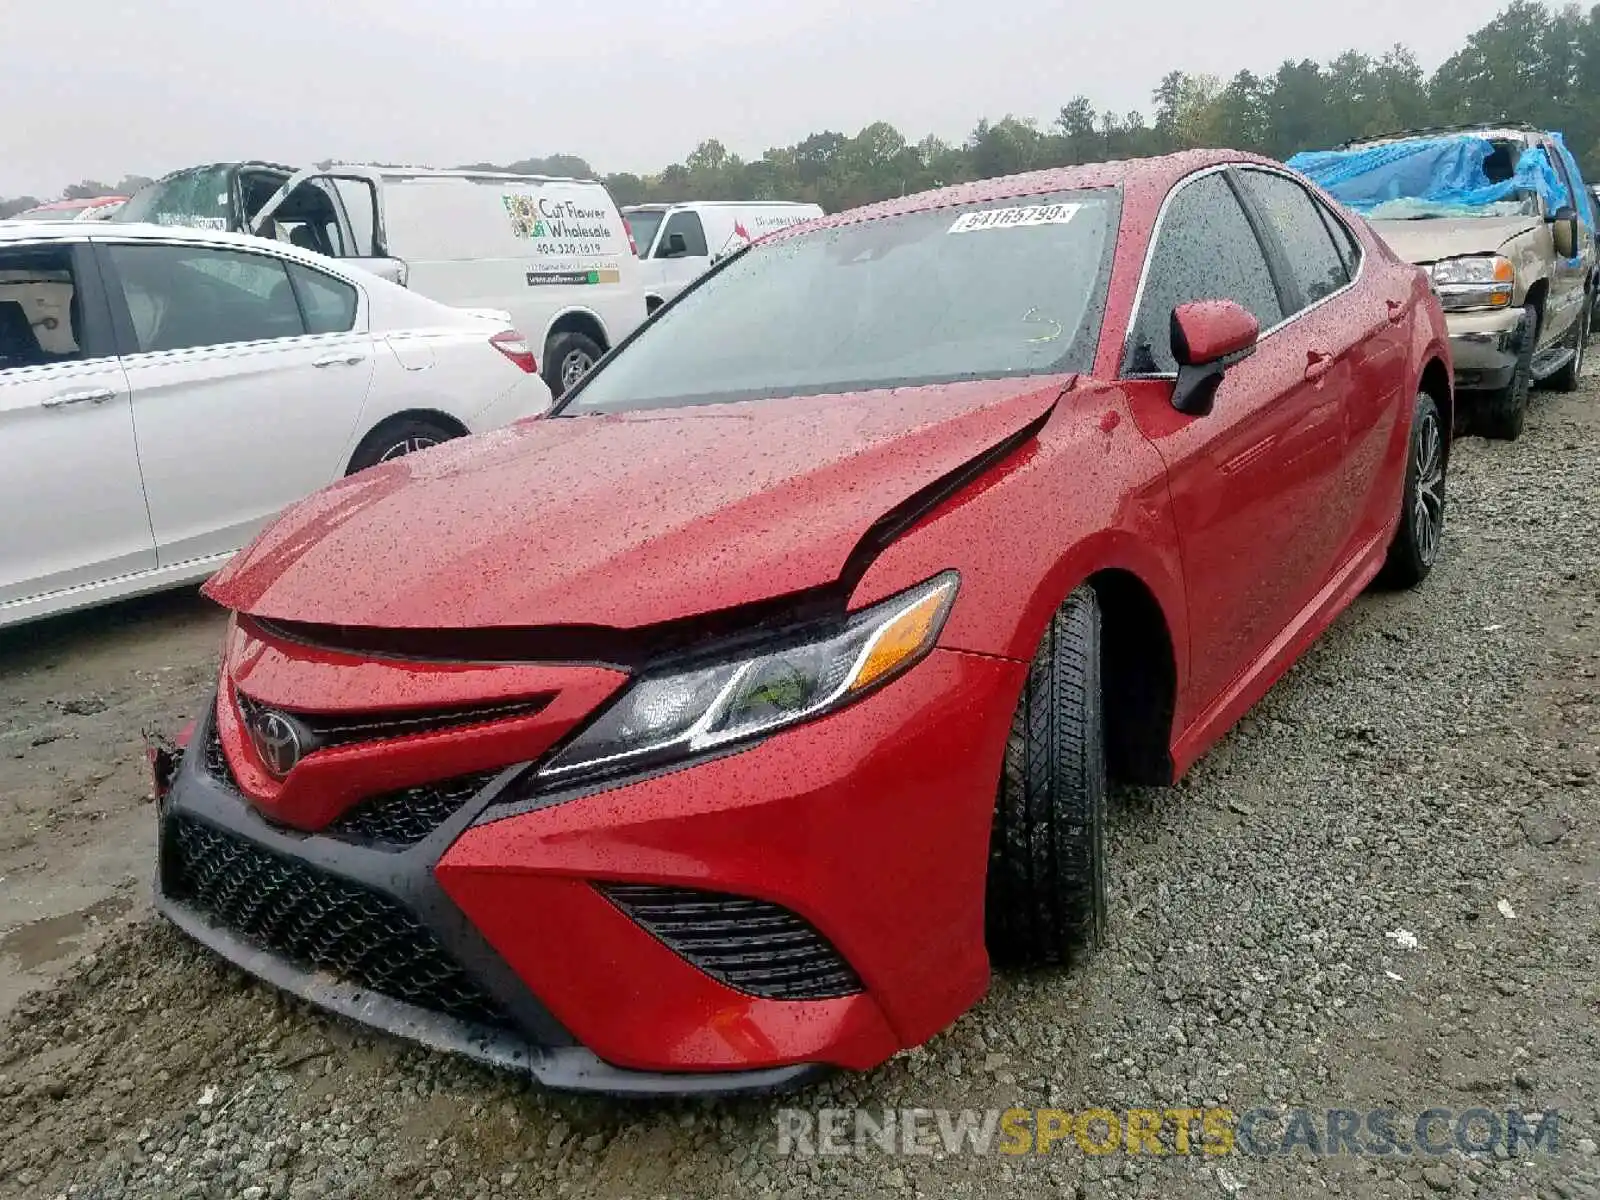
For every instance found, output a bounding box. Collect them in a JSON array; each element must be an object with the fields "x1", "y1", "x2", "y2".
[
  {"x1": 115, "y1": 163, "x2": 646, "y2": 395},
  {"x1": 621, "y1": 201, "x2": 824, "y2": 311}
]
